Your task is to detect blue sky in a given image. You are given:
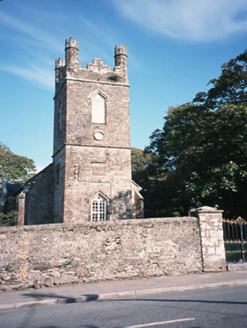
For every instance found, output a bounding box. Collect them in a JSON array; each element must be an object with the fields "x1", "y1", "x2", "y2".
[{"x1": 1, "y1": 0, "x2": 247, "y2": 170}]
